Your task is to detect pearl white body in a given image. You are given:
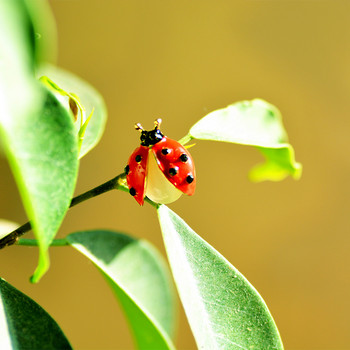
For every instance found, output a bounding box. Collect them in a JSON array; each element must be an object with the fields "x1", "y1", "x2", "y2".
[{"x1": 145, "y1": 152, "x2": 182, "y2": 204}]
